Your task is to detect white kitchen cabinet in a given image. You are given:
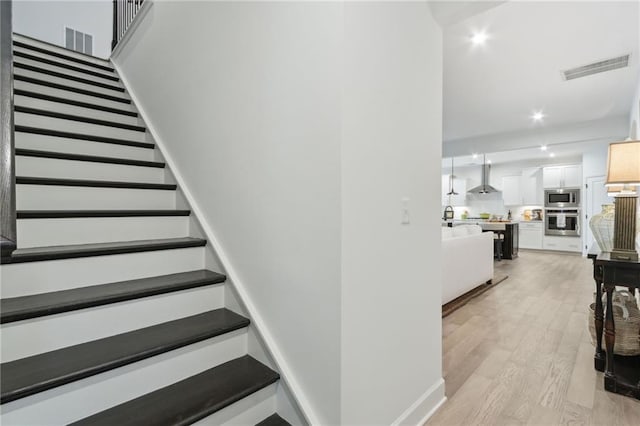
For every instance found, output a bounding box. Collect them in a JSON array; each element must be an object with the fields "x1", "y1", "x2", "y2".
[
  {"x1": 502, "y1": 168, "x2": 542, "y2": 206},
  {"x1": 543, "y1": 235, "x2": 582, "y2": 252},
  {"x1": 543, "y1": 165, "x2": 582, "y2": 188},
  {"x1": 519, "y1": 221, "x2": 543, "y2": 249},
  {"x1": 522, "y1": 167, "x2": 542, "y2": 205},
  {"x1": 562, "y1": 165, "x2": 582, "y2": 187},
  {"x1": 543, "y1": 167, "x2": 562, "y2": 188},
  {"x1": 442, "y1": 175, "x2": 467, "y2": 206},
  {"x1": 502, "y1": 176, "x2": 522, "y2": 206}
]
